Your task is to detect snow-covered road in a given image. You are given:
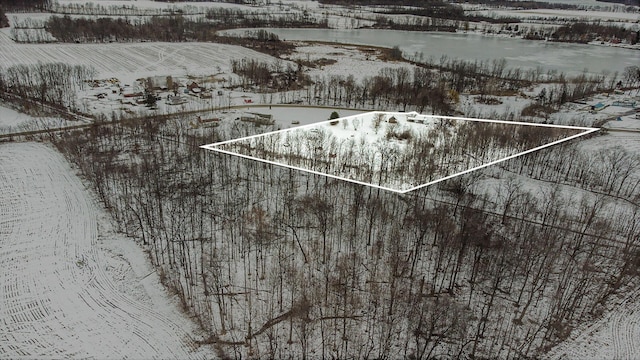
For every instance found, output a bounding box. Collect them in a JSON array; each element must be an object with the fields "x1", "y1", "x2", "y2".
[{"x1": 0, "y1": 142, "x2": 213, "y2": 358}]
